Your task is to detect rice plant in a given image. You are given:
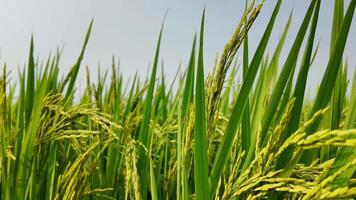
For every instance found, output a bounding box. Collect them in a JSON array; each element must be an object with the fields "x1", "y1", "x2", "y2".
[{"x1": 1, "y1": 0, "x2": 356, "y2": 199}]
